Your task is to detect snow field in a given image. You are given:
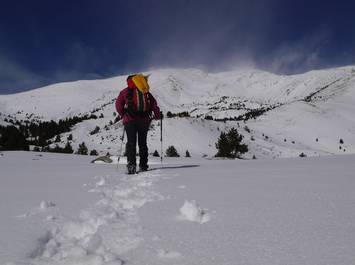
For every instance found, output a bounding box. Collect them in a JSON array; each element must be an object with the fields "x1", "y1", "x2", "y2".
[
  {"x1": 1, "y1": 152, "x2": 210, "y2": 265},
  {"x1": 124, "y1": 155, "x2": 355, "y2": 265},
  {"x1": 1, "y1": 150, "x2": 355, "y2": 265}
]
